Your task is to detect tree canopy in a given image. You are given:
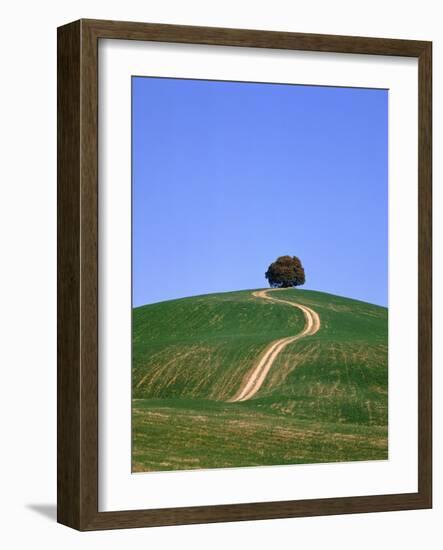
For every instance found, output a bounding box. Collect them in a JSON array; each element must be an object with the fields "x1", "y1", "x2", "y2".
[{"x1": 265, "y1": 255, "x2": 306, "y2": 288}]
